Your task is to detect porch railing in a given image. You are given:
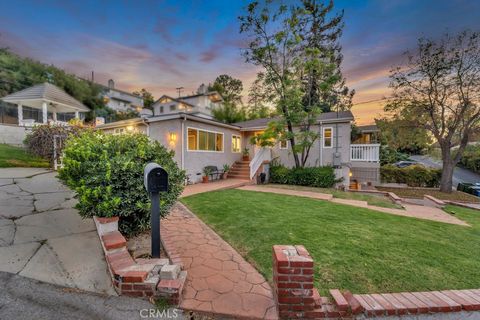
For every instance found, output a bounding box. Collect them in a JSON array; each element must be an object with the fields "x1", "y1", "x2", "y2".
[
  {"x1": 250, "y1": 147, "x2": 271, "y2": 179},
  {"x1": 350, "y1": 144, "x2": 380, "y2": 162}
]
